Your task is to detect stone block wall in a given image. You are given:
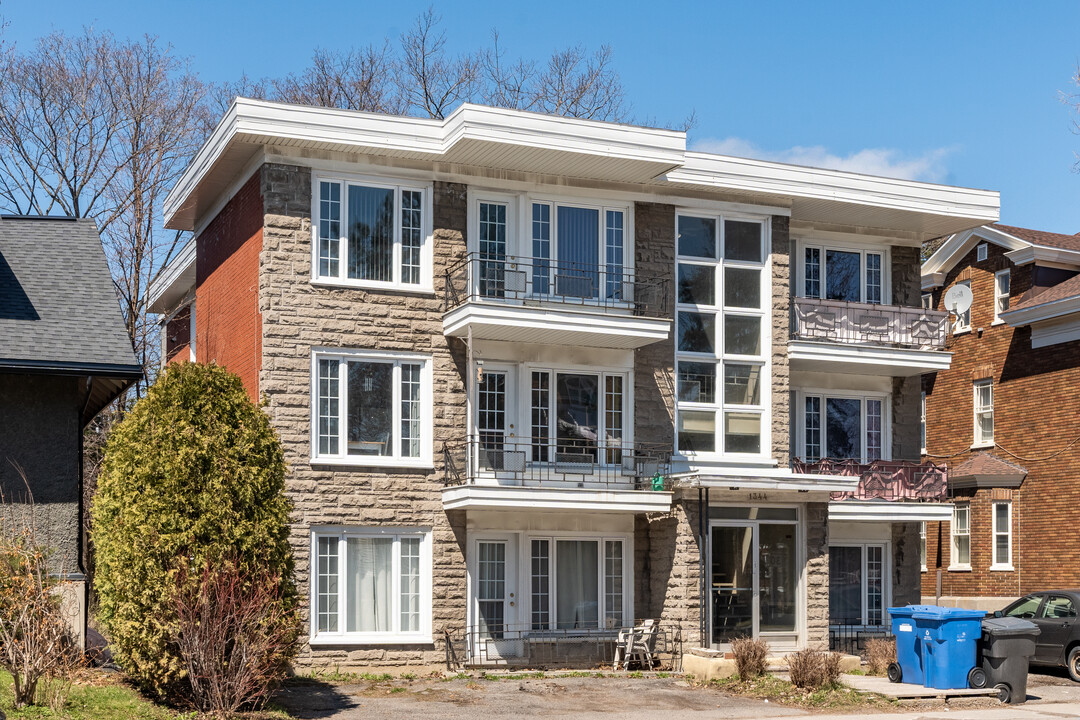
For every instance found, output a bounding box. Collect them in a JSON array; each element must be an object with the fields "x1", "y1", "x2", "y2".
[
  {"x1": 257, "y1": 164, "x2": 469, "y2": 668},
  {"x1": 771, "y1": 216, "x2": 791, "y2": 467},
  {"x1": 645, "y1": 495, "x2": 704, "y2": 647},
  {"x1": 805, "y1": 501, "x2": 829, "y2": 648}
]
